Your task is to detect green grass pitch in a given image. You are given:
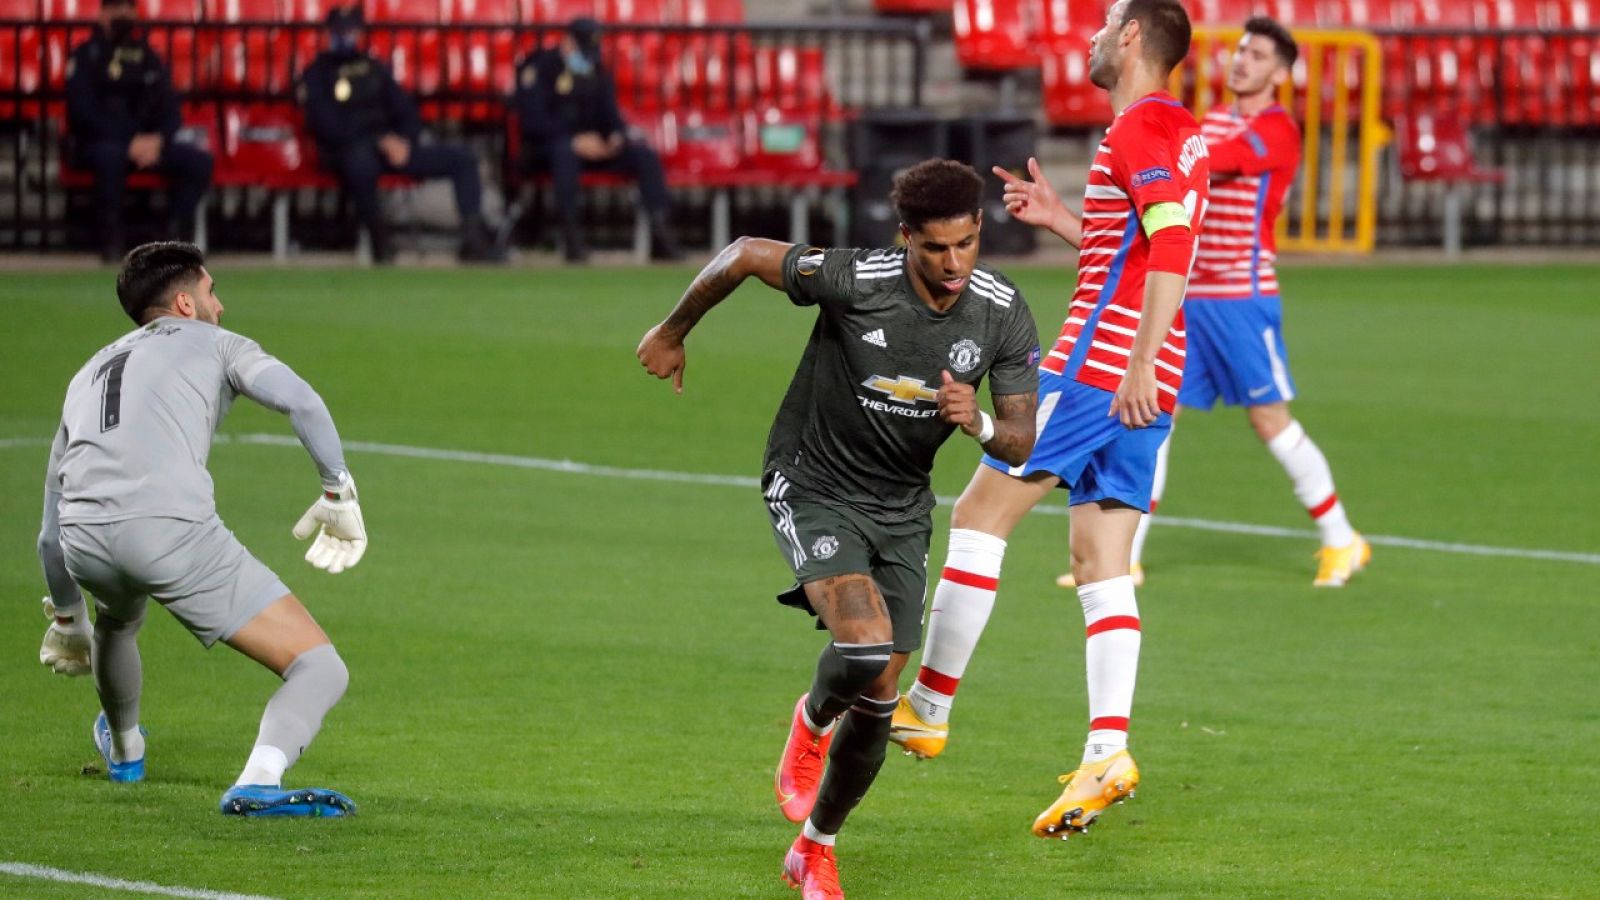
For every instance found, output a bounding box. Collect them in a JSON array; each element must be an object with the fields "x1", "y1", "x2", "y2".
[{"x1": 1, "y1": 261, "x2": 1597, "y2": 898}]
